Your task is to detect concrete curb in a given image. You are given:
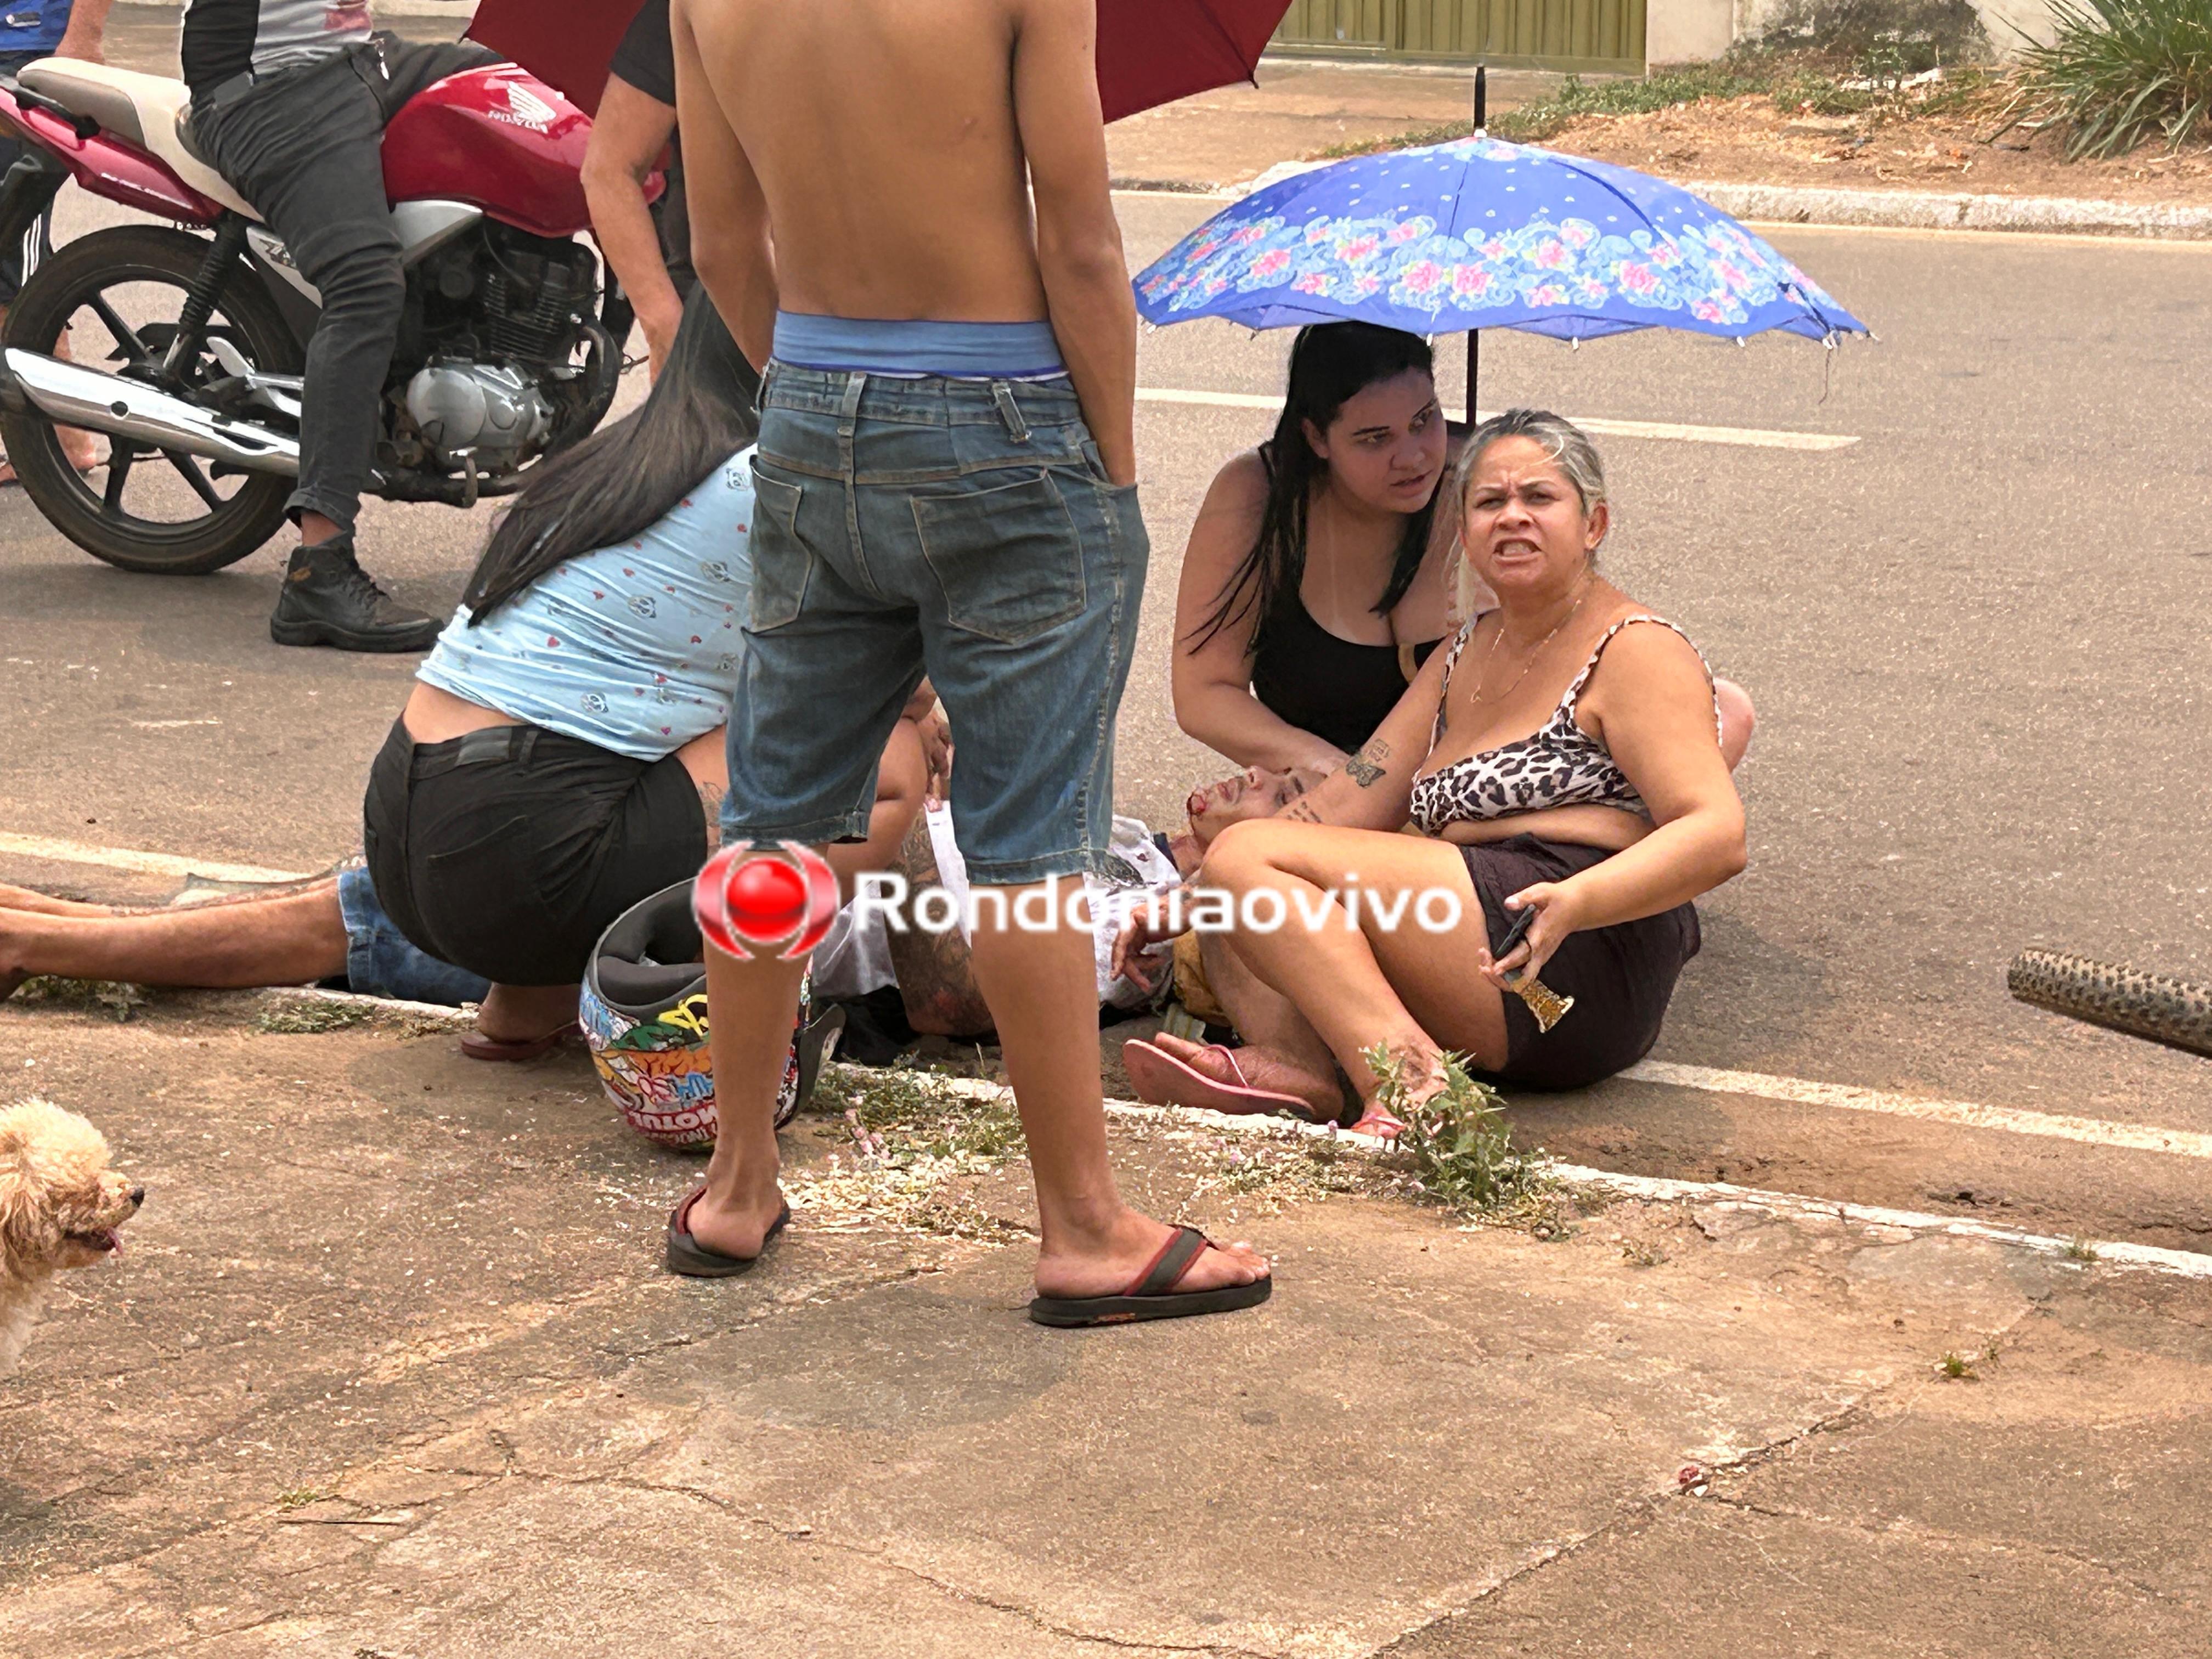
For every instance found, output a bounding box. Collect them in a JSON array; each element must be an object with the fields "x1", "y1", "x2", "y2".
[
  {"x1": 918, "y1": 1075, "x2": 2212, "y2": 1282},
  {"x1": 1688, "y1": 180, "x2": 2212, "y2": 240}
]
